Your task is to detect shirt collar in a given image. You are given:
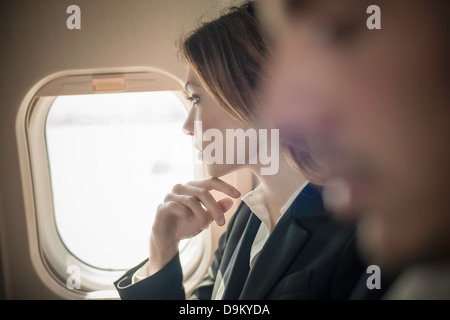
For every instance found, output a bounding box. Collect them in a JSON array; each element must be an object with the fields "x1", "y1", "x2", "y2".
[
  {"x1": 241, "y1": 180, "x2": 310, "y2": 231},
  {"x1": 241, "y1": 184, "x2": 271, "y2": 229}
]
